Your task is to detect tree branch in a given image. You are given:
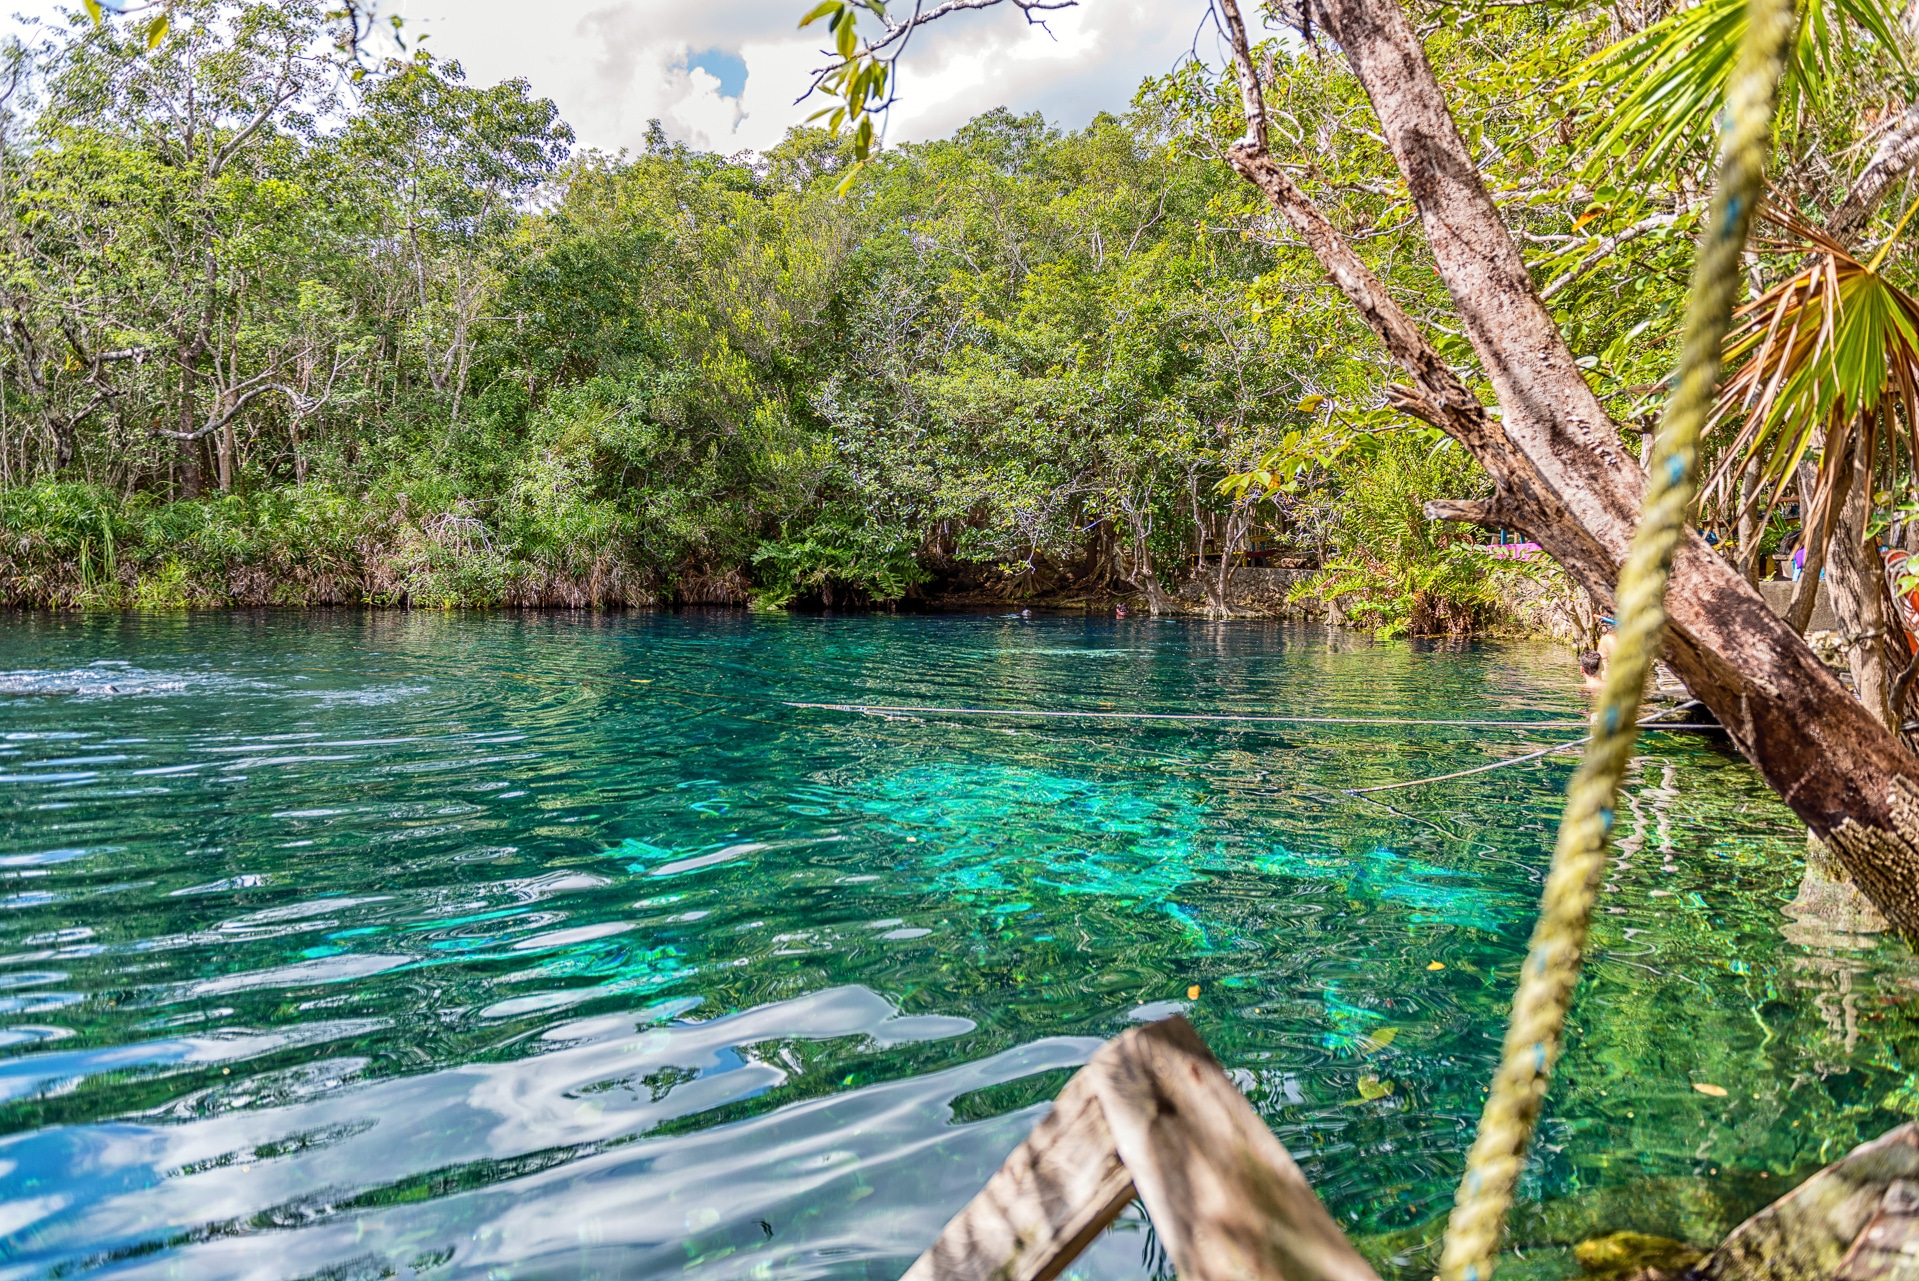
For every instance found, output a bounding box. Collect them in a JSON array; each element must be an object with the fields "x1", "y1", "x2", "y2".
[
  {"x1": 153, "y1": 381, "x2": 300, "y2": 442},
  {"x1": 1212, "y1": 0, "x2": 1919, "y2": 932},
  {"x1": 1830, "y1": 102, "x2": 1919, "y2": 244},
  {"x1": 209, "y1": 51, "x2": 303, "y2": 177},
  {"x1": 1424, "y1": 497, "x2": 1518, "y2": 528},
  {"x1": 1538, "y1": 211, "x2": 1689, "y2": 301},
  {"x1": 801, "y1": 0, "x2": 1076, "y2": 100}
]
